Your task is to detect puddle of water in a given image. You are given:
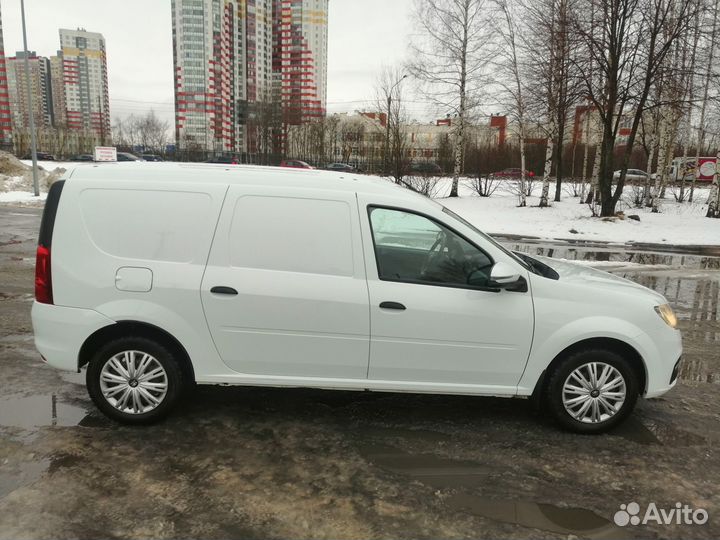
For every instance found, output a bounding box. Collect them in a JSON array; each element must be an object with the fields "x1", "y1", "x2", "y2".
[
  {"x1": 610, "y1": 417, "x2": 661, "y2": 445},
  {"x1": 0, "y1": 395, "x2": 90, "y2": 428},
  {"x1": 0, "y1": 453, "x2": 84, "y2": 499},
  {"x1": 360, "y1": 443, "x2": 491, "y2": 488},
  {"x1": 360, "y1": 426, "x2": 450, "y2": 443},
  {"x1": 0, "y1": 459, "x2": 50, "y2": 498},
  {"x1": 446, "y1": 494, "x2": 628, "y2": 539},
  {"x1": 360, "y1": 441, "x2": 625, "y2": 538}
]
